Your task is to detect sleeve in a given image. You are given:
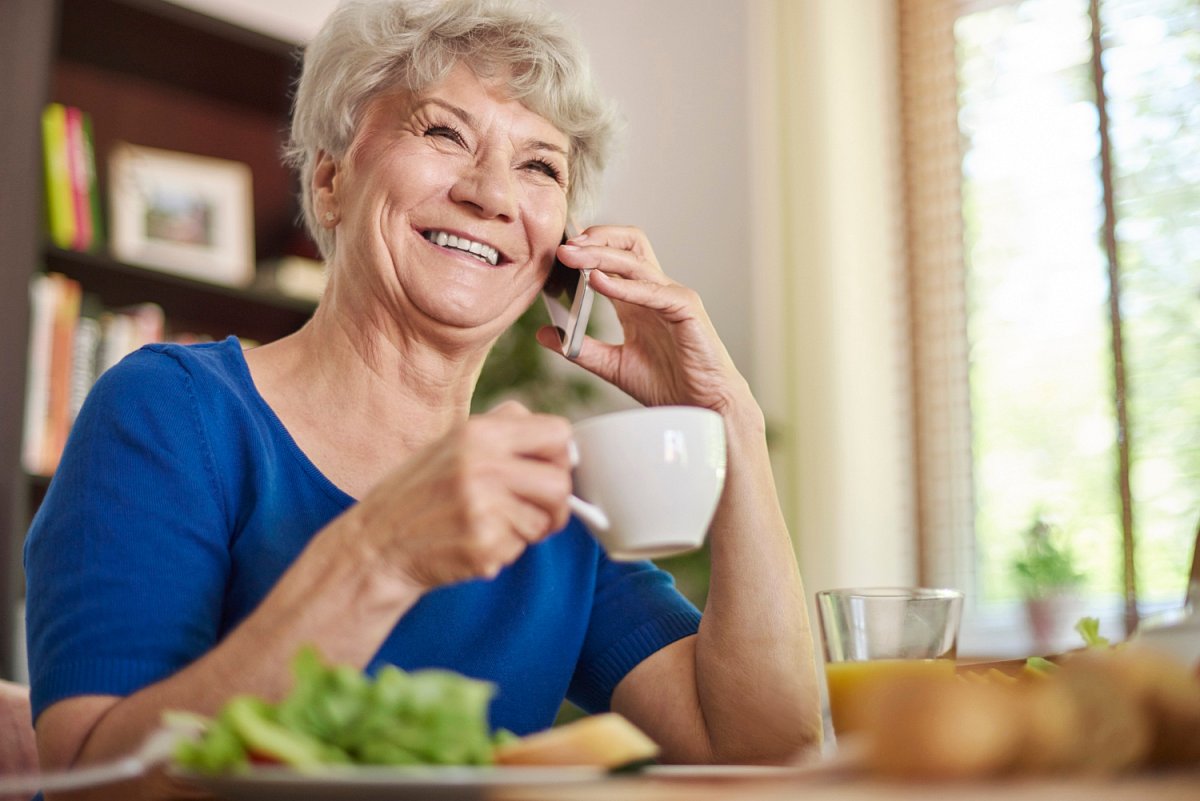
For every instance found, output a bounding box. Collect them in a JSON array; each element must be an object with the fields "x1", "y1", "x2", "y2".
[
  {"x1": 23, "y1": 348, "x2": 231, "y2": 721},
  {"x1": 566, "y1": 556, "x2": 702, "y2": 714}
]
